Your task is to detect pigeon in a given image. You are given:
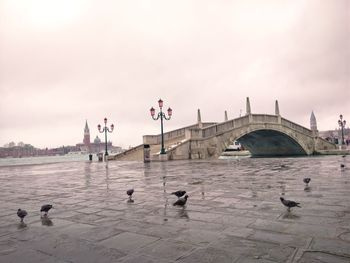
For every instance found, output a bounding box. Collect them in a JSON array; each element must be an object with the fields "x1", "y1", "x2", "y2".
[
  {"x1": 303, "y1": 178, "x2": 311, "y2": 186},
  {"x1": 40, "y1": 204, "x2": 53, "y2": 216},
  {"x1": 171, "y1": 190, "x2": 186, "y2": 198},
  {"x1": 280, "y1": 197, "x2": 301, "y2": 211},
  {"x1": 173, "y1": 195, "x2": 188, "y2": 206},
  {"x1": 340, "y1": 164, "x2": 345, "y2": 168},
  {"x1": 17, "y1": 209, "x2": 27, "y2": 222},
  {"x1": 126, "y1": 189, "x2": 134, "y2": 200}
]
